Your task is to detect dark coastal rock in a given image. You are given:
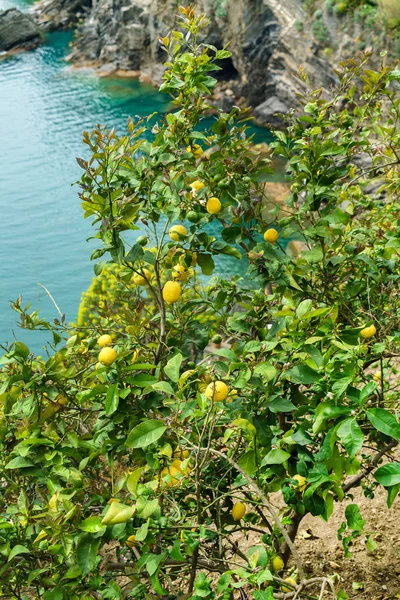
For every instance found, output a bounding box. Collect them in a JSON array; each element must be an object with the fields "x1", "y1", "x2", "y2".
[
  {"x1": 254, "y1": 96, "x2": 290, "y2": 127},
  {"x1": 0, "y1": 8, "x2": 41, "y2": 52},
  {"x1": 32, "y1": 0, "x2": 343, "y2": 123}
]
